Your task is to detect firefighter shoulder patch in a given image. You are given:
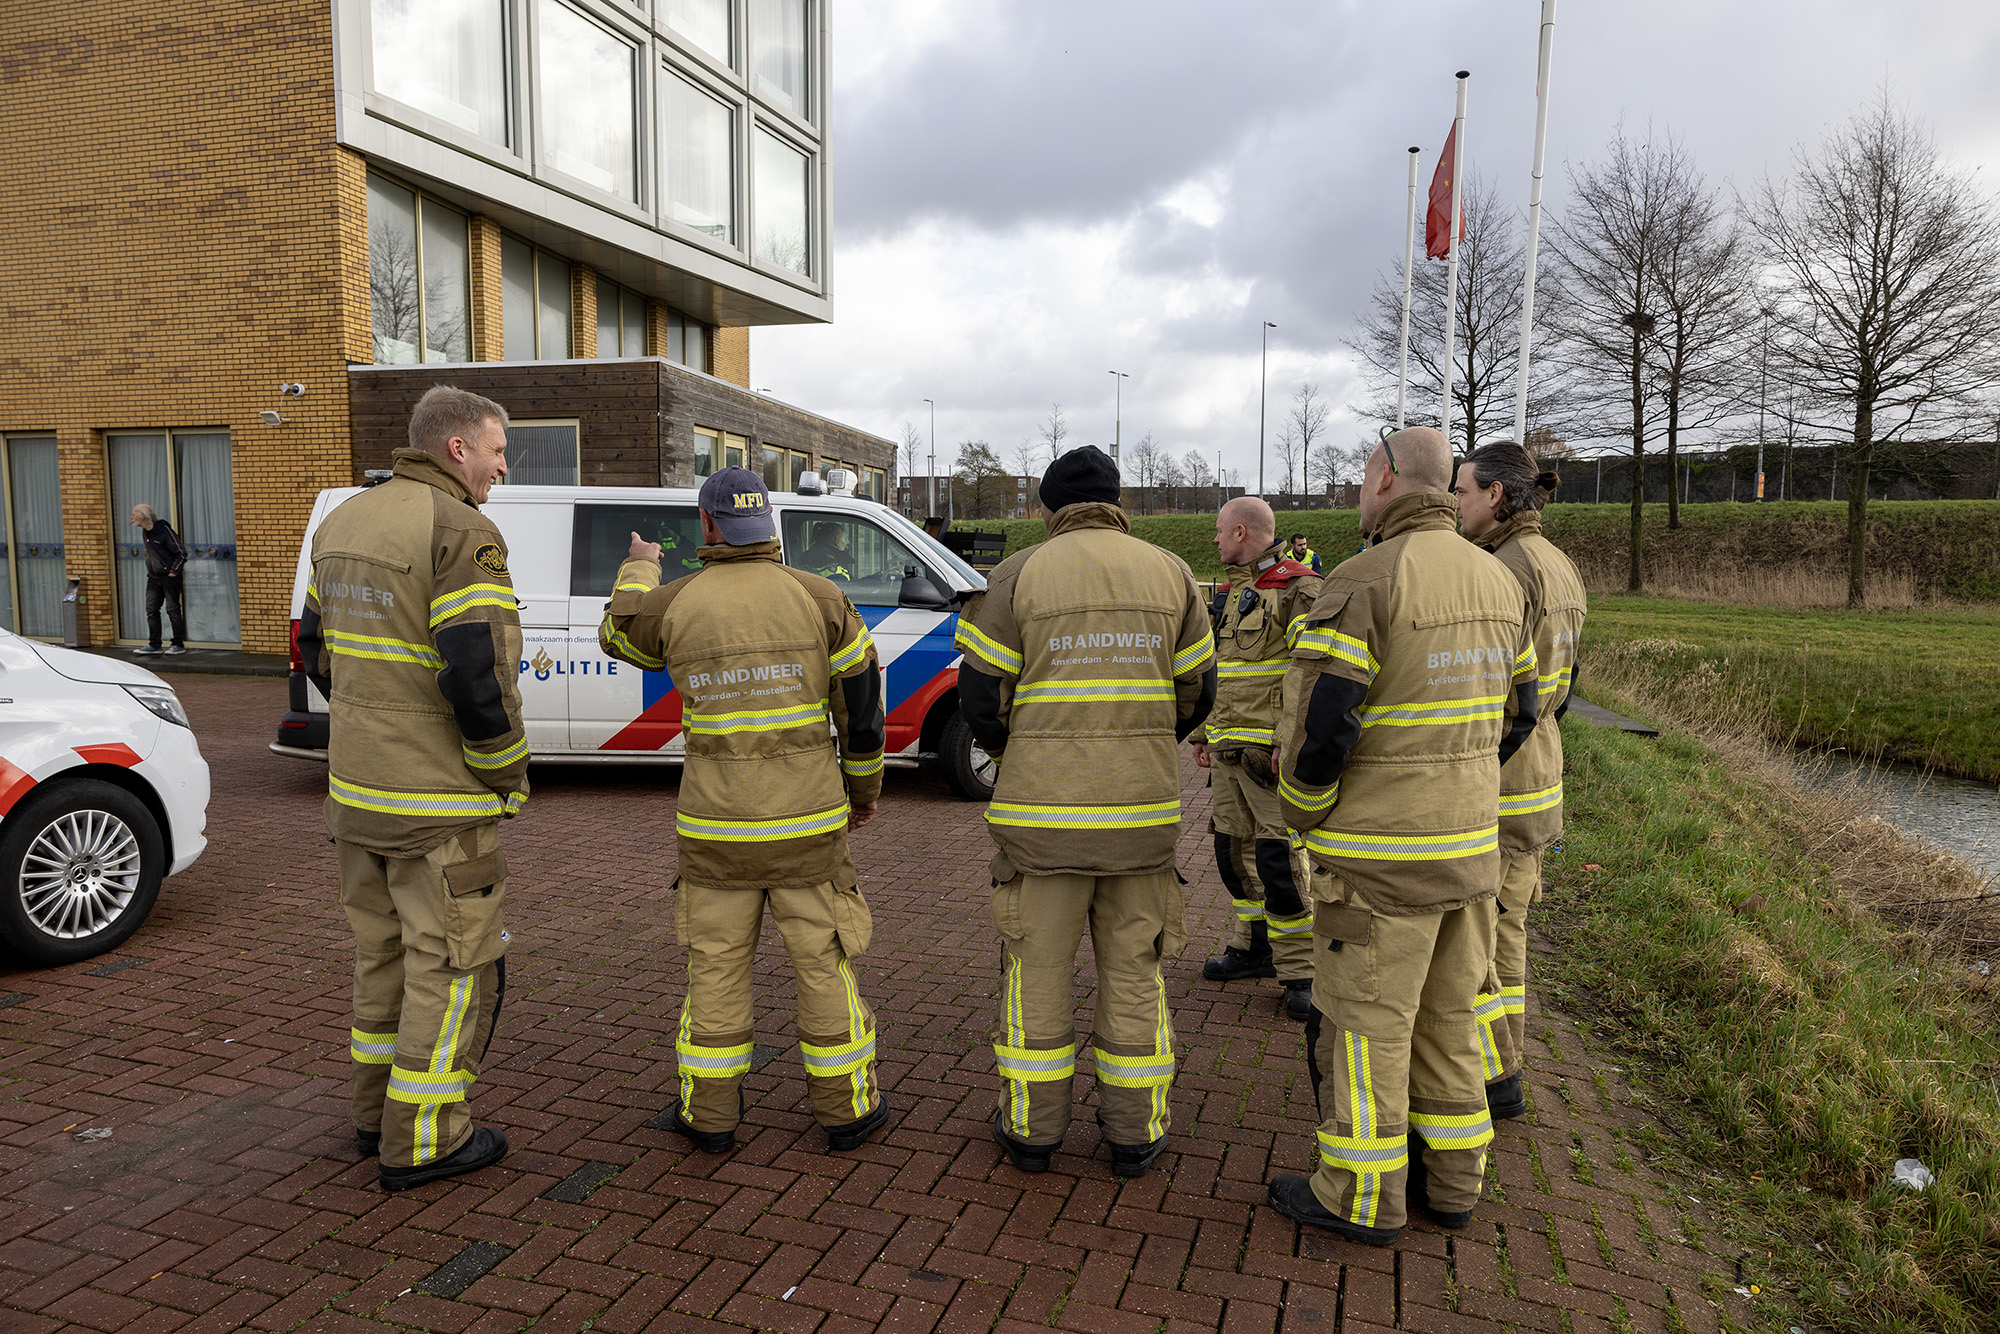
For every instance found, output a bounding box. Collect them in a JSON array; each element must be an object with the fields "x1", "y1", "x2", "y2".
[{"x1": 473, "y1": 543, "x2": 509, "y2": 577}]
